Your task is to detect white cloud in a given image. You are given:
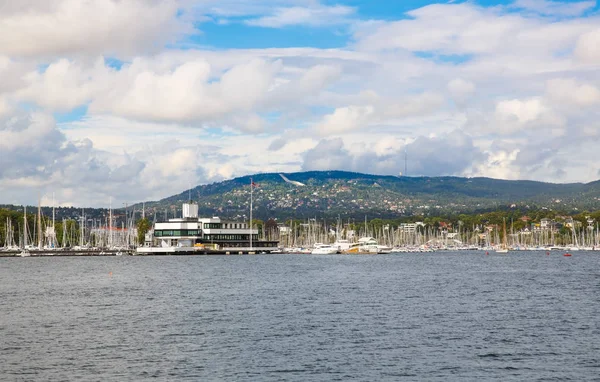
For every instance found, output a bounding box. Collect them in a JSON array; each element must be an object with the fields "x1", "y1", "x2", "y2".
[
  {"x1": 495, "y1": 98, "x2": 547, "y2": 124},
  {"x1": 11, "y1": 52, "x2": 349, "y2": 132},
  {"x1": 88, "y1": 58, "x2": 280, "y2": 130},
  {"x1": 281, "y1": 64, "x2": 342, "y2": 98},
  {"x1": 0, "y1": 56, "x2": 31, "y2": 94},
  {"x1": 0, "y1": 112, "x2": 59, "y2": 152},
  {"x1": 355, "y1": 3, "x2": 523, "y2": 54},
  {"x1": 574, "y1": 28, "x2": 600, "y2": 63},
  {"x1": 380, "y1": 93, "x2": 445, "y2": 119},
  {"x1": 485, "y1": 96, "x2": 570, "y2": 137},
  {"x1": 3, "y1": 0, "x2": 600, "y2": 206},
  {"x1": 512, "y1": 0, "x2": 596, "y2": 17},
  {"x1": 314, "y1": 105, "x2": 374, "y2": 135},
  {"x1": 192, "y1": 0, "x2": 325, "y2": 18},
  {"x1": 0, "y1": 110, "x2": 237, "y2": 206},
  {"x1": 0, "y1": 0, "x2": 192, "y2": 58},
  {"x1": 448, "y1": 78, "x2": 476, "y2": 106},
  {"x1": 354, "y1": 2, "x2": 599, "y2": 60},
  {"x1": 470, "y1": 149, "x2": 521, "y2": 180},
  {"x1": 17, "y1": 58, "x2": 111, "y2": 111},
  {"x1": 546, "y1": 78, "x2": 600, "y2": 107},
  {"x1": 245, "y1": 4, "x2": 355, "y2": 27},
  {"x1": 0, "y1": 96, "x2": 10, "y2": 116},
  {"x1": 312, "y1": 92, "x2": 445, "y2": 135},
  {"x1": 302, "y1": 130, "x2": 485, "y2": 177}
]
